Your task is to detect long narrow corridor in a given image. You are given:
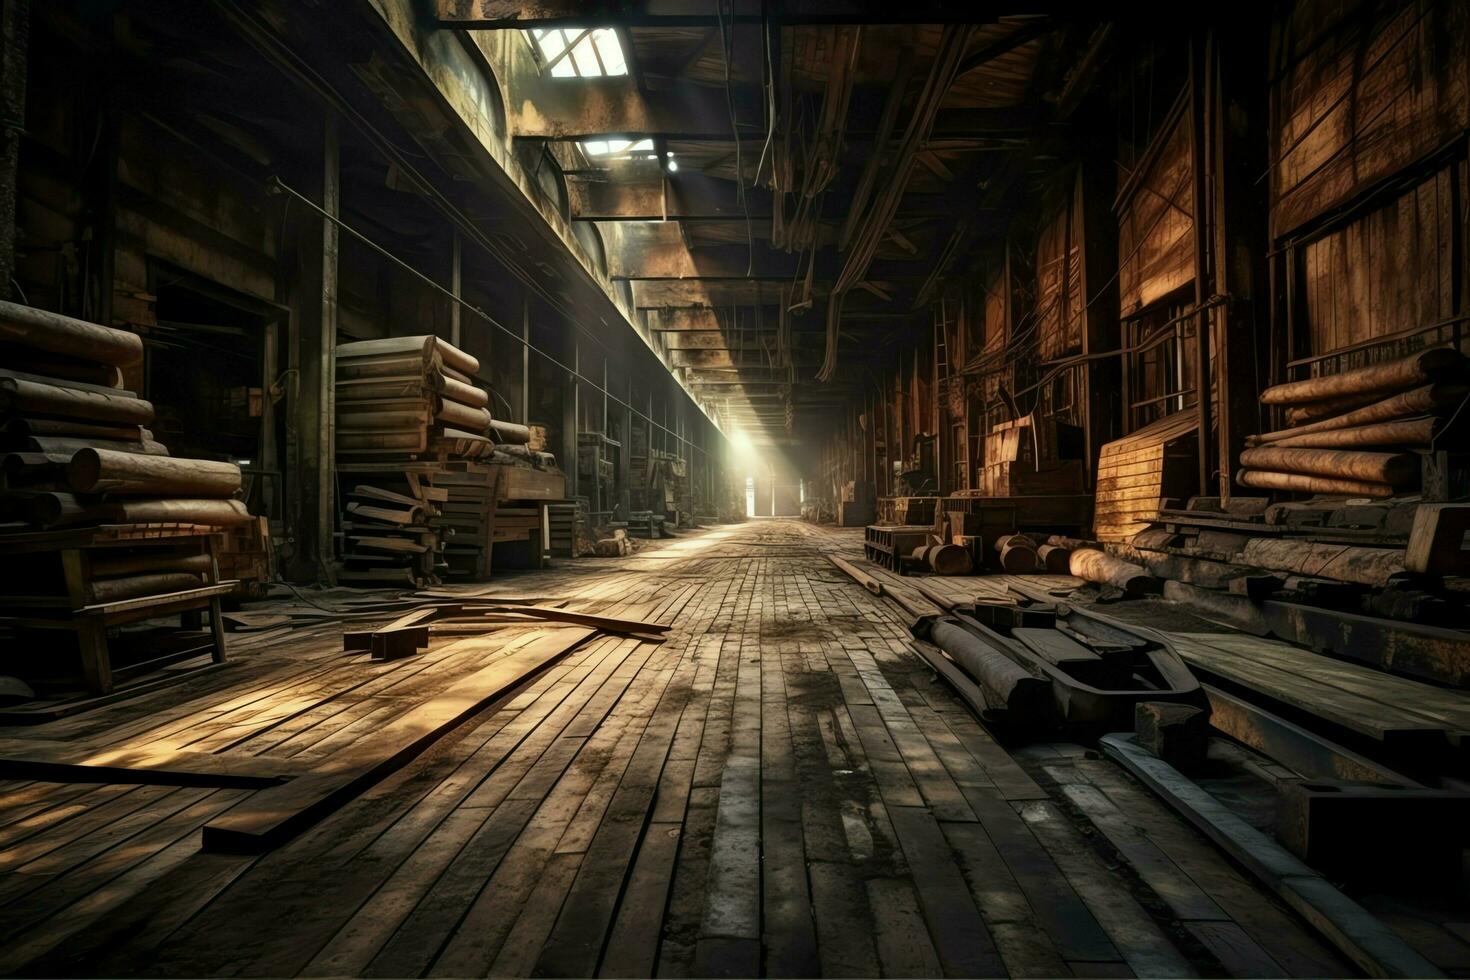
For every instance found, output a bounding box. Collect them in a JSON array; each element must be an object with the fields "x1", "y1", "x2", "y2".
[{"x1": 0, "y1": 522, "x2": 1345, "y2": 977}]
